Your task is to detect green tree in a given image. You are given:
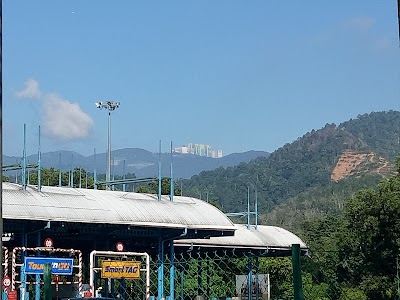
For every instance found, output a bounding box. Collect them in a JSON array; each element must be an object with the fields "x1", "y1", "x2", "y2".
[
  {"x1": 339, "y1": 287, "x2": 367, "y2": 300},
  {"x1": 136, "y1": 178, "x2": 182, "y2": 196},
  {"x1": 336, "y1": 174, "x2": 400, "y2": 299}
]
